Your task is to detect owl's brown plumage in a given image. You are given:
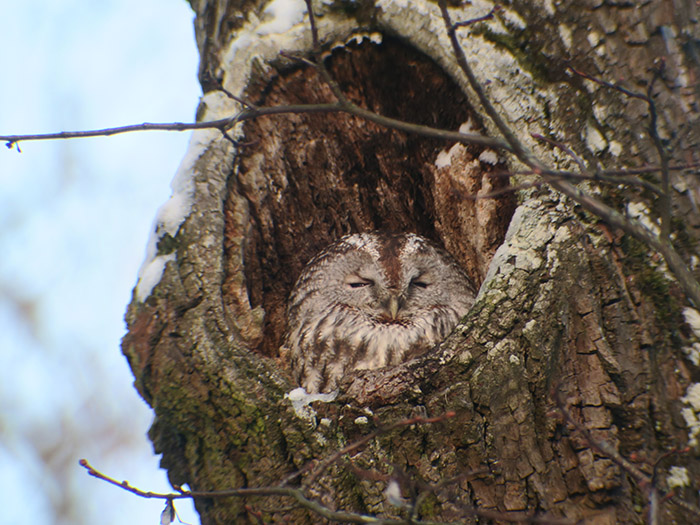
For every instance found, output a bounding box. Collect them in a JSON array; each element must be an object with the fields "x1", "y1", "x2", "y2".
[{"x1": 284, "y1": 232, "x2": 476, "y2": 393}]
